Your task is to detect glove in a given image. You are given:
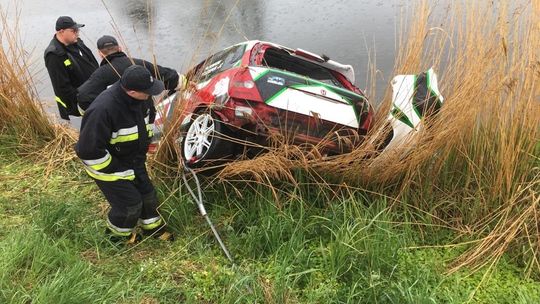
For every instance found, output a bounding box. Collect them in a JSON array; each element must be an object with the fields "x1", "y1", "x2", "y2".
[
  {"x1": 176, "y1": 73, "x2": 197, "y2": 92},
  {"x1": 176, "y1": 73, "x2": 188, "y2": 91}
]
